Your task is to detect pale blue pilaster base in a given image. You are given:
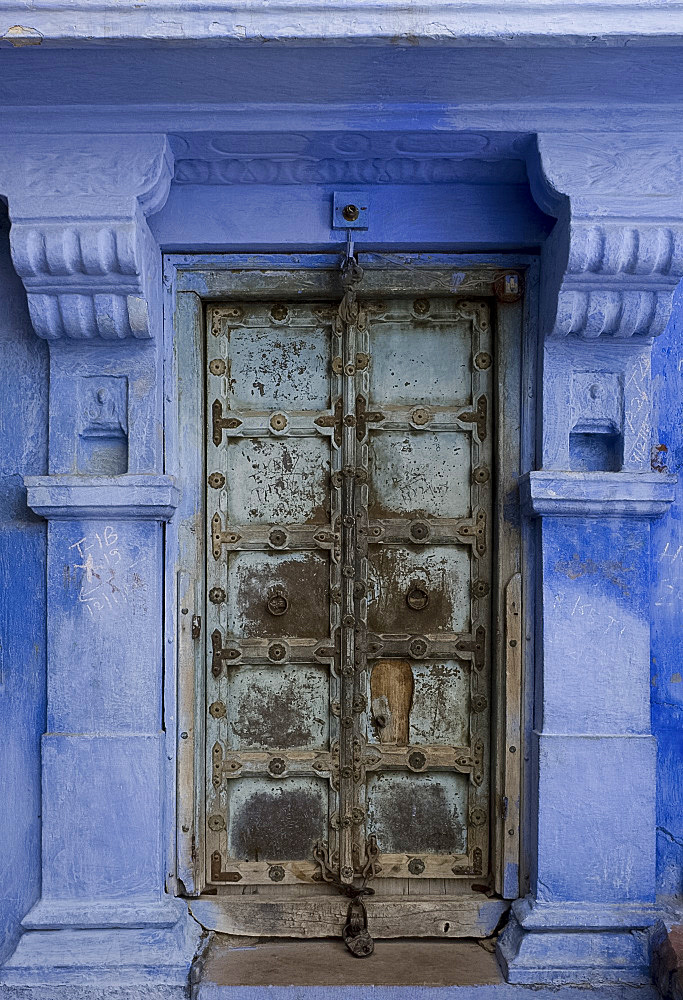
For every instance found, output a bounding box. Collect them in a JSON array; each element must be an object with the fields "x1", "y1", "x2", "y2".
[
  {"x1": 0, "y1": 900, "x2": 201, "y2": 999},
  {"x1": 497, "y1": 897, "x2": 662, "y2": 985}
]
